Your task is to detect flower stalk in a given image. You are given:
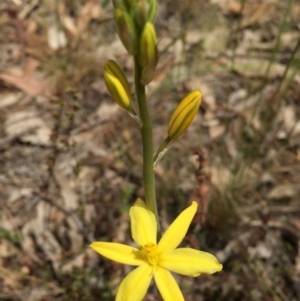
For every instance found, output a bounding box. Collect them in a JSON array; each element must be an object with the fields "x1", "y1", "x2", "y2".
[{"x1": 134, "y1": 56, "x2": 159, "y2": 231}]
